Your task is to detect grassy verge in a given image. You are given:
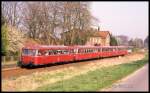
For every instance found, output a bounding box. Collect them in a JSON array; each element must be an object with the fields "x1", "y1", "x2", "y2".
[{"x1": 36, "y1": 53, "x2": 148, "y2": 91}]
